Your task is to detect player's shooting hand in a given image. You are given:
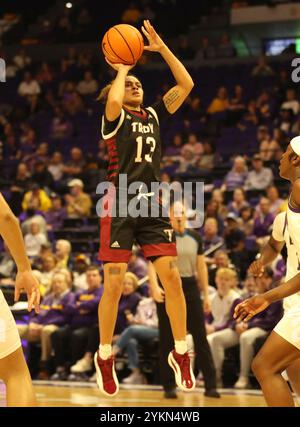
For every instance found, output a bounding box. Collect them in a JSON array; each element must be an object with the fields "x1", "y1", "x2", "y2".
[
  {"x1": 105, "y1": 57, "x2": 136, "y2": 72},
  {"x1": 15, "y1": 270, "x2": 40, "y2": 313},
  {"x1": 233, "y1": 295, "x2": 269, "y2": 322},
  {"x1": 248, "y1": 260, "x2": 264, "y2": 277},
  {"x1": 142, "y1": 20, "x2": 165, "y2": 52}
]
